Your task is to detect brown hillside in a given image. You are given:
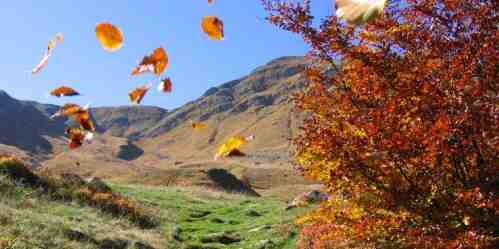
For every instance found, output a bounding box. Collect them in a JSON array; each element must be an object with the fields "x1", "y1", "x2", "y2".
[
  {"x1": 3, "y1": 56, "x2": 312, "y2": 190},
  {"x1": 136, "y1": 56, "x2": 307, "y2": 163}
]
